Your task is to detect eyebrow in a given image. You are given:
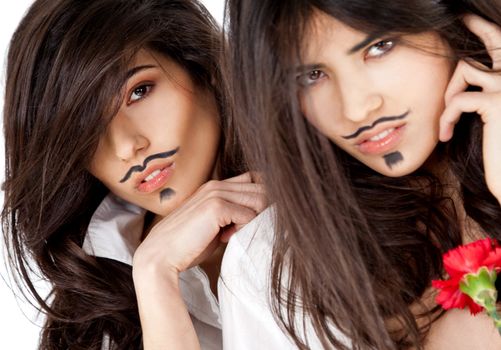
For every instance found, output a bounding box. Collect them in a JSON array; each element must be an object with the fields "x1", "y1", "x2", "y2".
[
  {"x1": 125, "y1": 64, "x2": 157, "y2": 80},
  {"x1": 347, "y1": 34, "x2": 379, "y2": 54},
  {"x1": 296, "y1": 33, "x2": 382, "y2": 71}
]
